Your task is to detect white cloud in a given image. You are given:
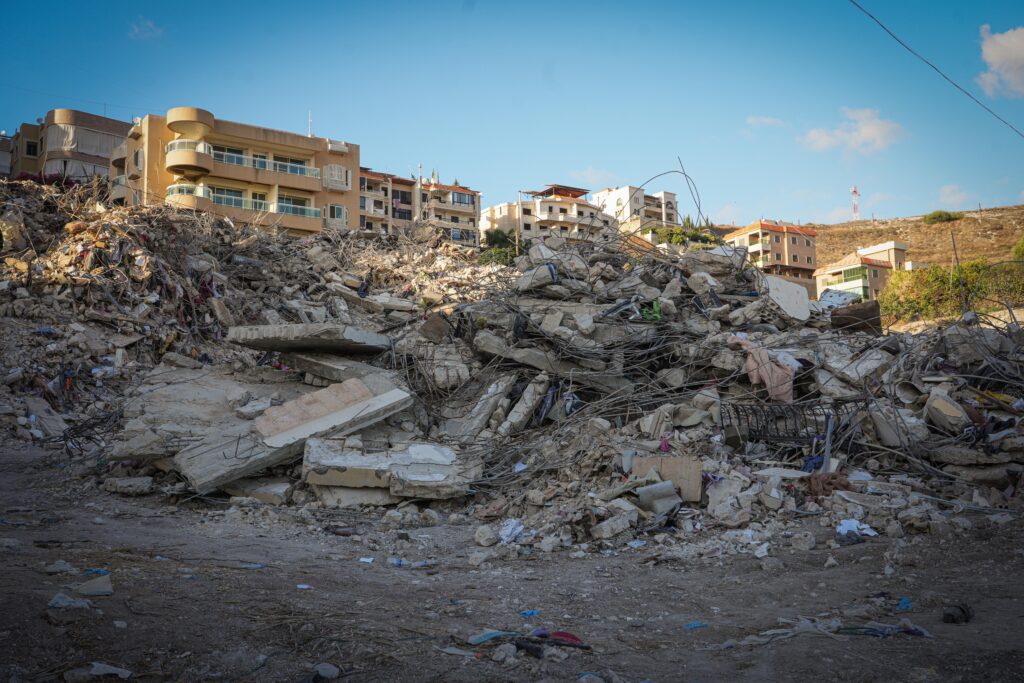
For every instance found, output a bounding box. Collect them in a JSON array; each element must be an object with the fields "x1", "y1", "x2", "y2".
[
  {"x1": 976, "y1": 24, "x2": 1024, "y2": 97},
  {"x1": 567, "y1": 167, "x2": 615, "y2": 187},
  {"x1": 129, "y1": 17, "x2": 162, "y2": 41},
  {"x1": 939, "y1": 184, "x2": 969, "y2": 207},
  {"x1": 801, "y1": 107, "x2": 903, "y2": 155},
  {"x1": 745, "y1": 115, "x2": 784, "y2": 128},
  {"x1": 712, "y1": 204, "x2": 745, "y2": 226}
]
